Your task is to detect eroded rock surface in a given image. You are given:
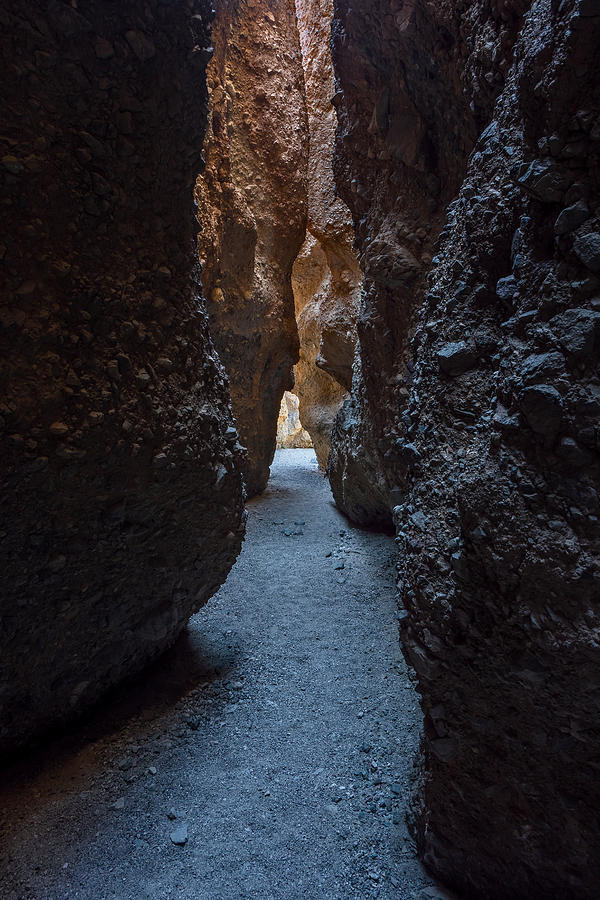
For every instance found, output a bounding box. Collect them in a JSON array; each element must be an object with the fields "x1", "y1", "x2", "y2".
[
  {"x1": 398, "y1": 4, "x2": 600, "y2": 895},
  {"x1": 292, "y1": 0, "x2": 362, "y2": 470},
  {"x1": 195, "y1": 0, "x2": 309, "y2": 496},
  {"x1": 330, "y1": 0, "x2": 600, "y2": 895},
  {"x1": 327, "y1": 0, "x2": 529, "y2": 525},
  {"x1": 0, "y1": 0, "x2": 245, "y2": 755}
]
